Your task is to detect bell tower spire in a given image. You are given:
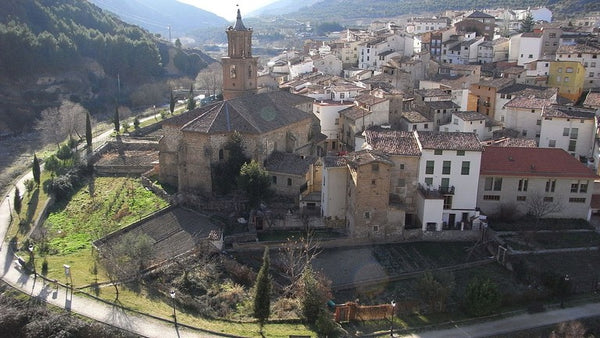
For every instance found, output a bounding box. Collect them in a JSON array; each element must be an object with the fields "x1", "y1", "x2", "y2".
[{"x1": 222, "y1": 7, "x2": 257, "y2": 100}]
